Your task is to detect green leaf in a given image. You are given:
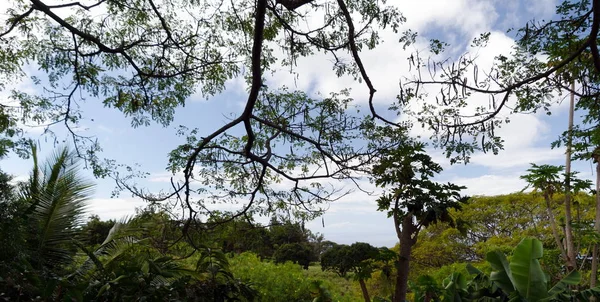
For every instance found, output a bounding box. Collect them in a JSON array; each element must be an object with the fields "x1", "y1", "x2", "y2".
[
  {"x1": 546, "y1": 270, "x2": 580, "y2": 298},
  {"x1": 466, "y1": 263, "x2": 483, "y2": 276},
  {"x1": 509, "y1": 238, "x2": 548, "y2": 300},
  {"x1": 486, "y1": 250, "x2": 515, "y2": 294},
  {"x1": 21, "y1": 144, "x2": 94, "y2": 269}
]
